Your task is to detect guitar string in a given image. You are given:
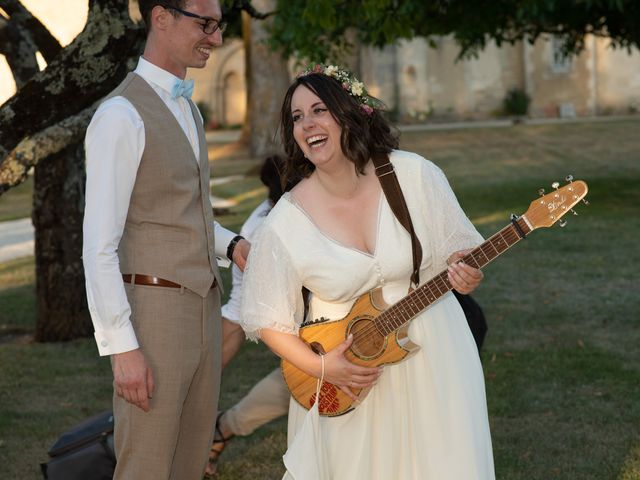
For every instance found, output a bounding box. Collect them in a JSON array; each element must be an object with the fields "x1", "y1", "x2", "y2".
[
  {"x1": 316, "y1": 195, "x2": 580, "y2": 407},
  {"x1": 322, "y1": 188, "x2": 585, "y2": 407},
  {"x1": 352, "y1": 231, "x2": 509, "y2": 341},
  {"x1": 346, "y1": 222, "x2": 526, "y2": 349},
  {"x1": 348, "y1": 235, "x2": 518, "y2": 352},
  {"x1": 332, "y1": 223, "x2": 525, "y2": 407}
]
